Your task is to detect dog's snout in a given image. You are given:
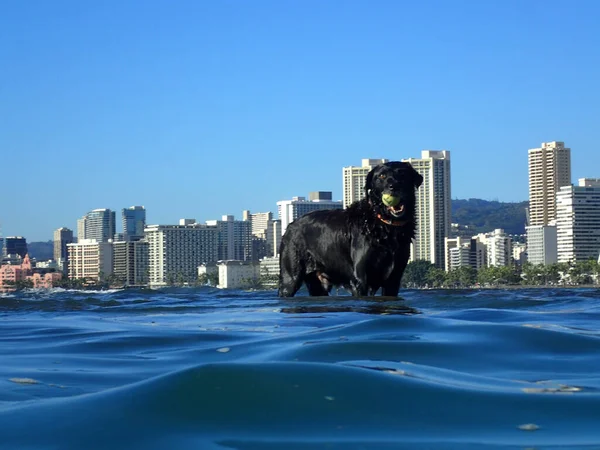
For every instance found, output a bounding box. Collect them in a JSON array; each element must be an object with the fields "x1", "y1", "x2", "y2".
[{"x1": 387, "y1": 180, "x2": 401, "y2": 192}]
